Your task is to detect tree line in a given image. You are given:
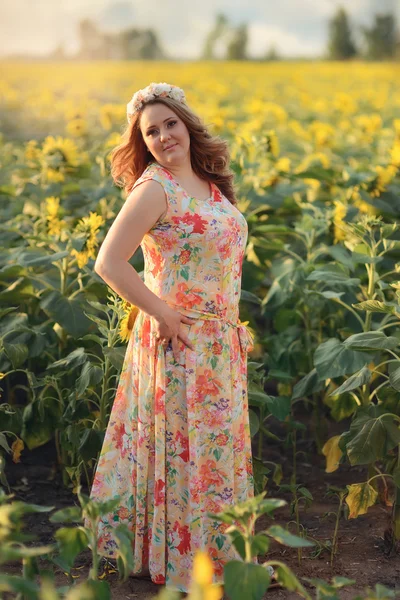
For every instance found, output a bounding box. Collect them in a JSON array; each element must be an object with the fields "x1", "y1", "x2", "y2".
[
  {"x1": 203, "y1": 8, "x2": 399, "y2": 61},
  {"x1": 27, "y1": 6, "x2": 400, "y2": 61}
]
